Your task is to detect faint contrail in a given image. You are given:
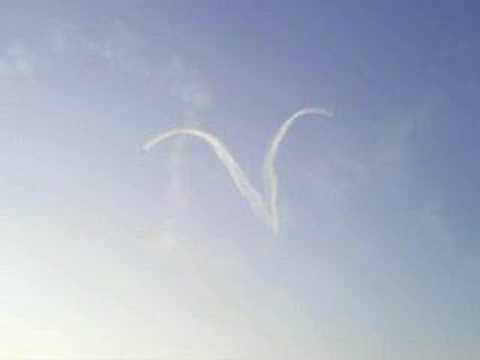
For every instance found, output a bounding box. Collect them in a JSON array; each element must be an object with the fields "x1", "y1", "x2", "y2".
[
  {"x1": 143, "y1": 128, "x2": 271, "y2": 226},
  {"x1": 263, "y1": 107, "x2": 333, "y2": 233},
  {"x1": 143, "y1": 108, "x2": 333, "y2": 235}
]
